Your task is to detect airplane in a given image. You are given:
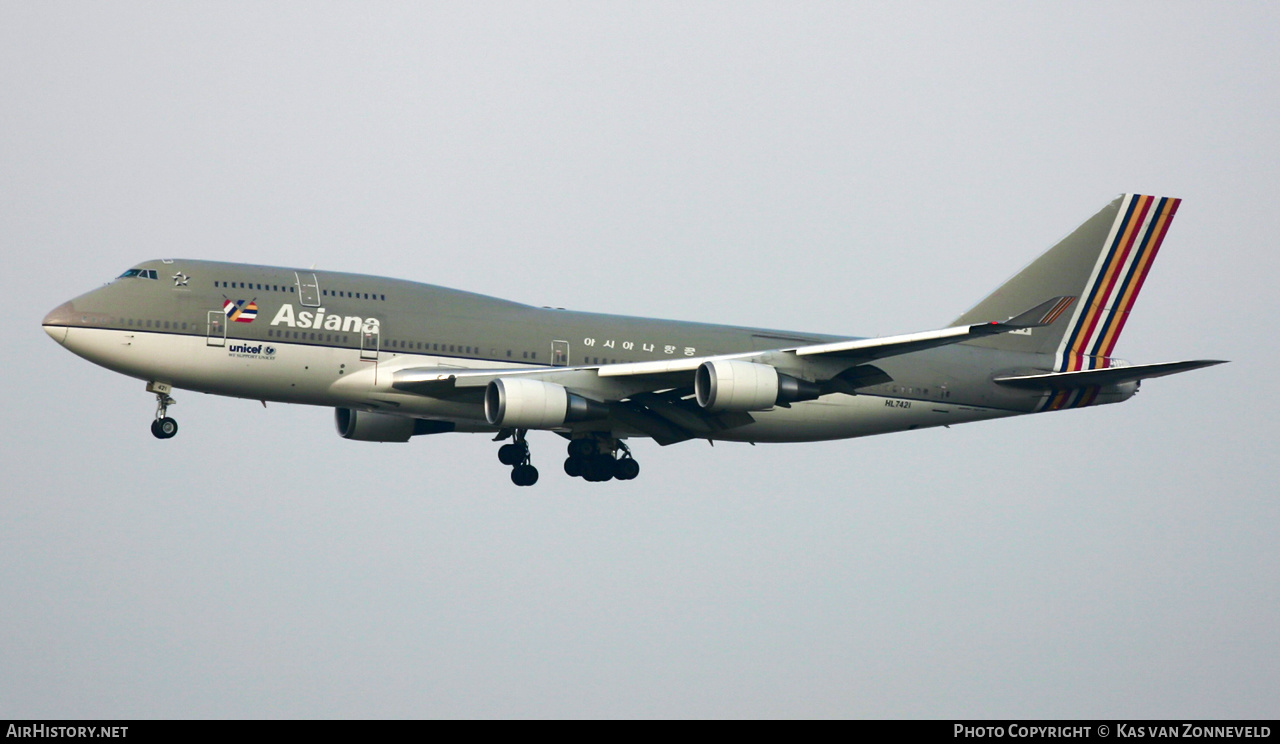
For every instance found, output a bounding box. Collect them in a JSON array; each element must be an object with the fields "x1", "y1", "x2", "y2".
[{"x1": 42, "y1": 194, "x2": 1224, "y2": 486}]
